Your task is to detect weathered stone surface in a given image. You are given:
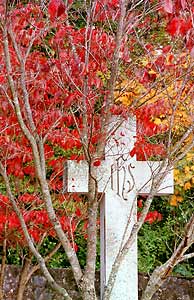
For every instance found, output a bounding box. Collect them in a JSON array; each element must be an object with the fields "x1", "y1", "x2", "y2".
[
  {"x1": 65, "y1": 118, "x2": 174, "y2": 300},
  {"x1": 138, "y1": 273, "x2": 194, "y2": 300},
  {"x1": 1, "y1": 265, "x2": 194, "y2": 300}
]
